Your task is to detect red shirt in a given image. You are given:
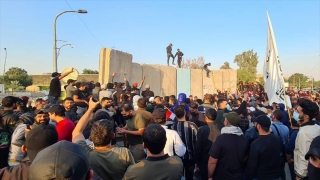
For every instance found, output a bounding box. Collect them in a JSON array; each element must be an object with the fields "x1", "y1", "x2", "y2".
[{"x1": 56, "y1": 118, "x2": 75, "y2": 142}]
